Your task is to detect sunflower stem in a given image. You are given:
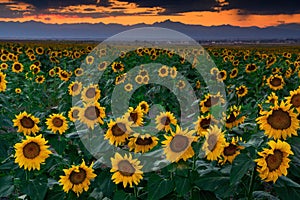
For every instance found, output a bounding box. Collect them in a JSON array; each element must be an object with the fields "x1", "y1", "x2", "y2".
[
  {"x1": 248, "y1": 168, "x2": 255, "y2": 200},
  {"x1": 133, "y1": 185, "x2": 138, "y2": 198}
]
